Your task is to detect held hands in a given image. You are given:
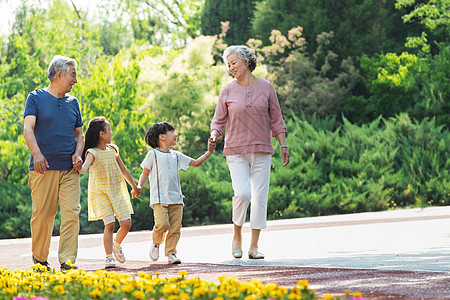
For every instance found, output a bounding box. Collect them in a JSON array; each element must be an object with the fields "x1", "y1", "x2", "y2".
[
  {"x1": 132, "y1": 186, "x2": 141, "y2": 199},
  {"x1": 208, "y1": 137, "x2": 217, "y2": 153},
  {"x1": 72, "y1": 154, "x2": 83, "y2": 172}
]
